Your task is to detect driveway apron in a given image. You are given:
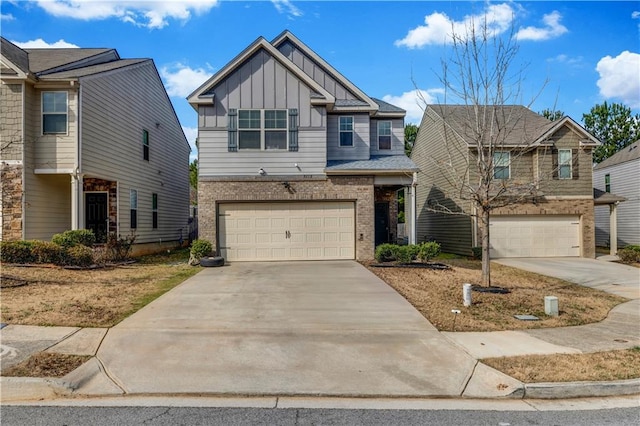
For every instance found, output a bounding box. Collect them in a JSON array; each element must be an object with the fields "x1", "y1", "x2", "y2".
[{"x1": 95, "y1": 261, "x2": 477, "y2": 397}]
